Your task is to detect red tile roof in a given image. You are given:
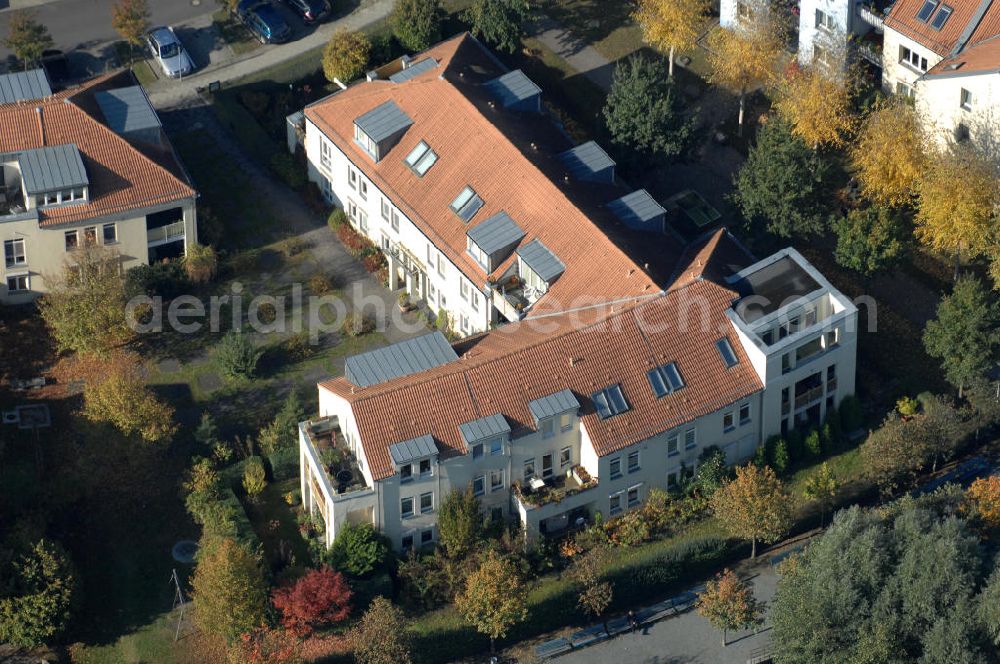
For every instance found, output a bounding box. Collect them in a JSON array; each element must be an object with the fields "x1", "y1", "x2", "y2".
[
  {"x1": 885, "y1": 0, "x2": 1000, "y2": 56},
  {"x1": 320, "y1": 276, "x2": 762, "y2": 481},
  {"x1": 0, "y1": 71, "x2": 195, "y2": 227},
  {"x1": 305, "y1": 34, "x2": 661, "y2": 316}
]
